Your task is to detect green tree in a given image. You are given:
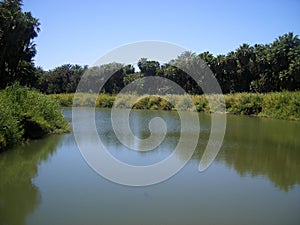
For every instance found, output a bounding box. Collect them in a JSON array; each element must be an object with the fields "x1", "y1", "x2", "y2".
[
  {"x1": 250, "y1": 33, "x2": 300, "y2": 92},
  {"x1": 0, "y1": 0, "x2": 40, "y2": 88},
  {"x1": 137, "y1": 58, "x2": 160, "y2": 76},
  {"x1": 80, "y1": 63, "x2": 134, "y2": 94},
  {"x1": 235, "y1": 44, "x2": 255, "y2": 92},
  {"x1": 272, "y1": 32, "x2": 300, "y2": 91},
  {"x1": 38, "y1": 64, "x2": 86, "y2": 94}
]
